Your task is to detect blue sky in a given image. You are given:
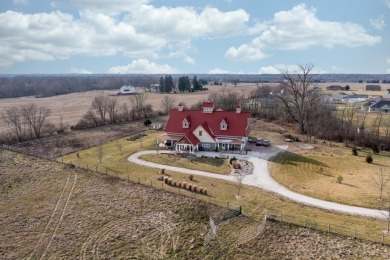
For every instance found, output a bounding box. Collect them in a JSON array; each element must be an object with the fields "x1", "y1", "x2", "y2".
[{"x1": 1, "y1": 0, "x2": 390, "y2": 74}]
